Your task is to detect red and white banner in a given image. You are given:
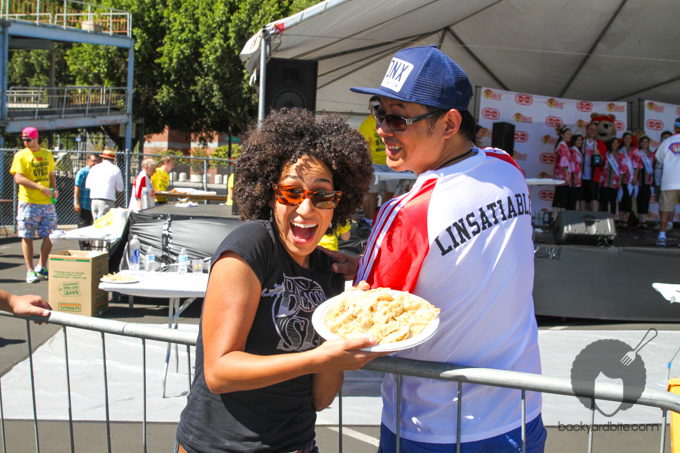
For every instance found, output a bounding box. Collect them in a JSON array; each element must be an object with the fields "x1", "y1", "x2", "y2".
[
  {"x1": 642, "y1": 100, "x2": 680, "y2": 222},
  {"x1": 642, "y1": 100, "x2": 680, "y2": 147},
  {"x1": 478, "y1": 88, "x2": 628, "y2": 215}
]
